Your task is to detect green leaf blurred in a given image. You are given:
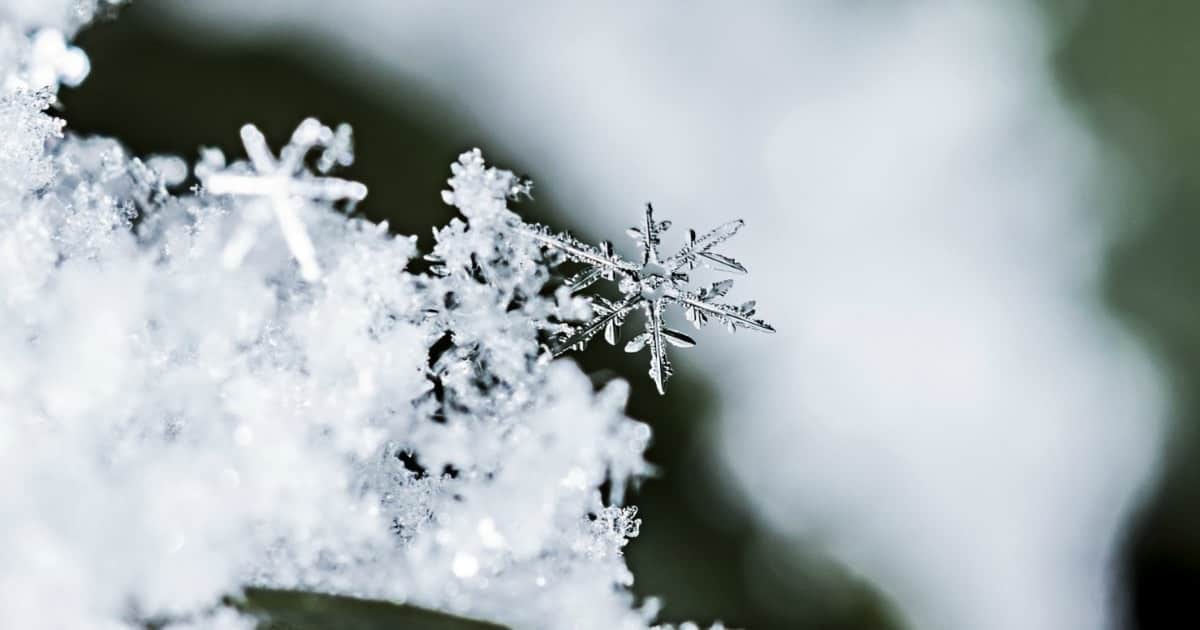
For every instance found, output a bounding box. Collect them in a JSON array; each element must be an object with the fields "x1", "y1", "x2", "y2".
[{"x1": 235, "y1": 588, "x2": 507, "y2": 630}]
